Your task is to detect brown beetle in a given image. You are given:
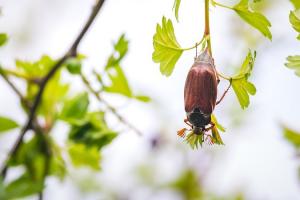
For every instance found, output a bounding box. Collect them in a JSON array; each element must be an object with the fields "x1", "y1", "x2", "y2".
[{"x1": 178, "y1": 49, "x2": 230, "y2": 137}]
